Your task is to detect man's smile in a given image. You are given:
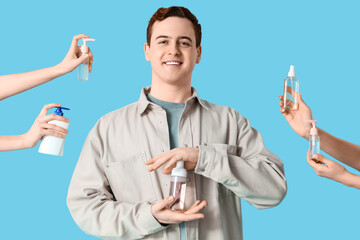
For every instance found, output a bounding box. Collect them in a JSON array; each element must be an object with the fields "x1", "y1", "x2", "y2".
[{"x1": 163, "y1": 61, "x2": 183, "y2": 66}]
